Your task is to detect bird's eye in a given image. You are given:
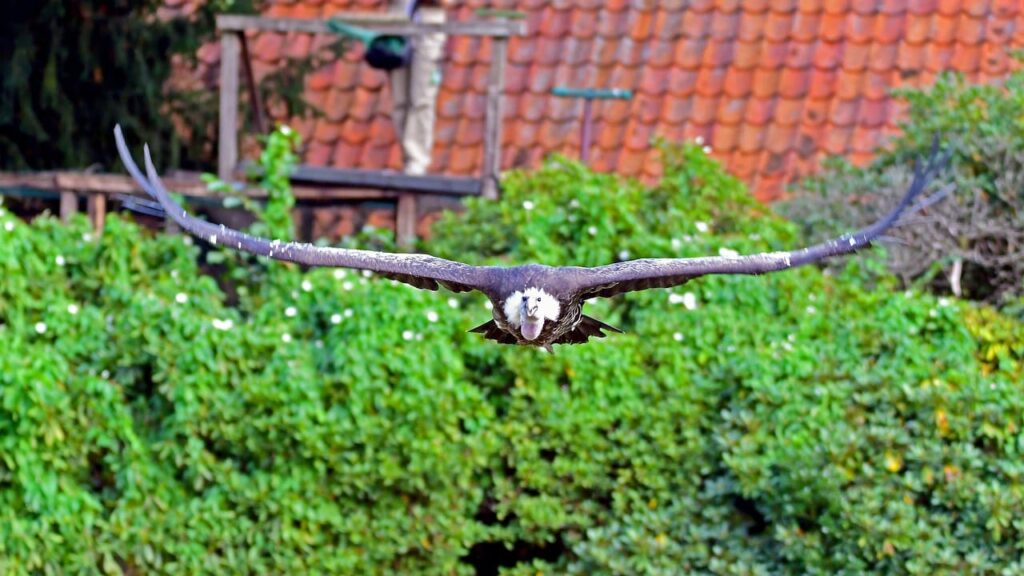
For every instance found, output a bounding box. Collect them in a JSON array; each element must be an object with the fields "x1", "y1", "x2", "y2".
[{"x1": 535, "y1": 297, "x2": 541, "y2": 302}]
